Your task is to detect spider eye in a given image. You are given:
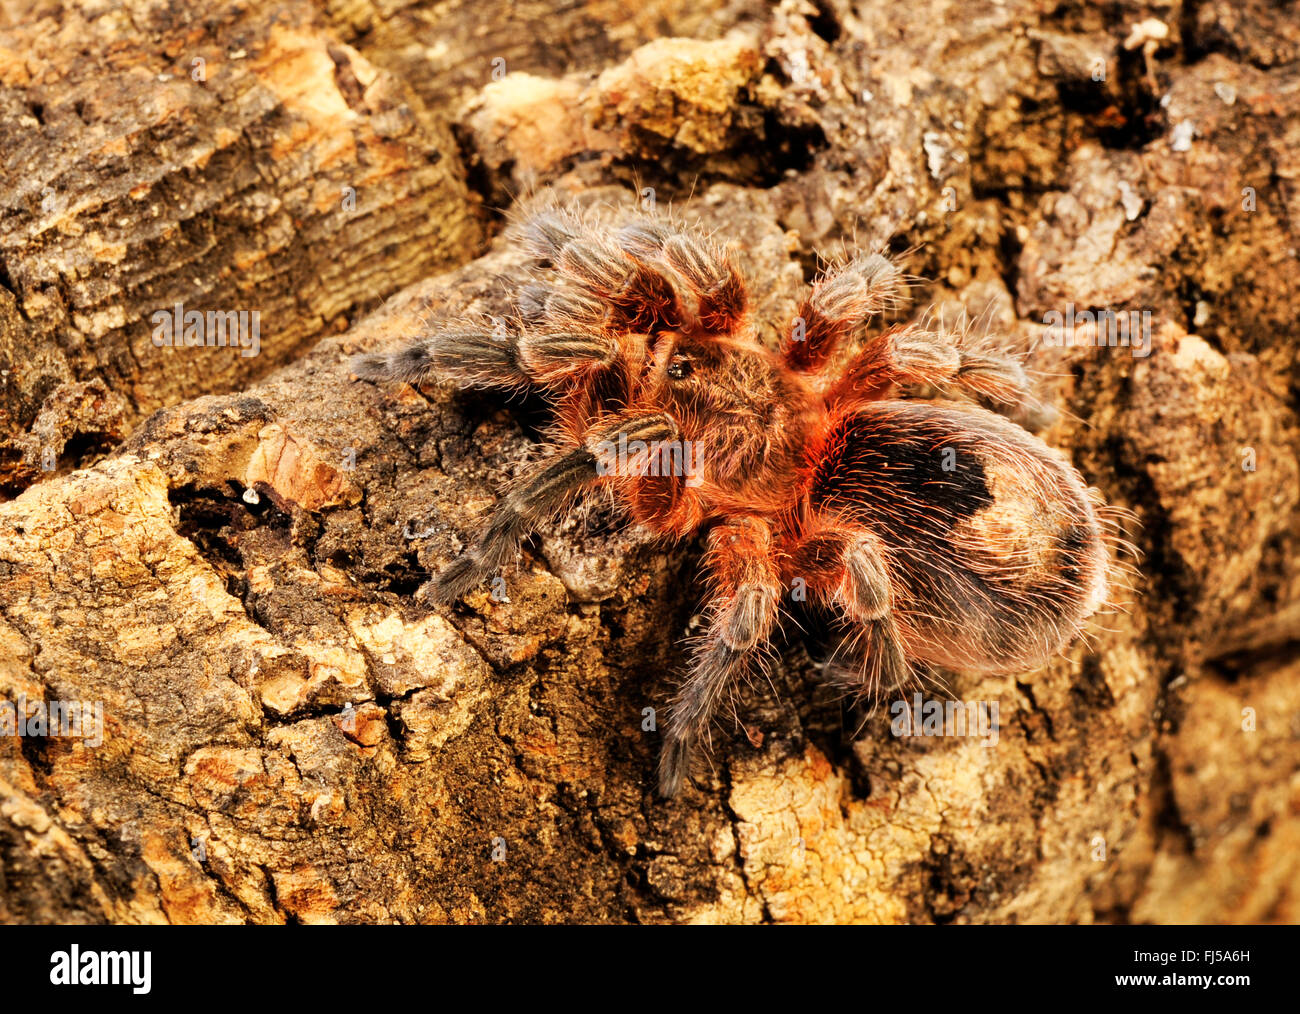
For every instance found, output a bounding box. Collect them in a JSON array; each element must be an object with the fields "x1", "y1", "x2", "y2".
[{"x1": 667, "y1": 357, "x2": 693, "y2": 381}]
